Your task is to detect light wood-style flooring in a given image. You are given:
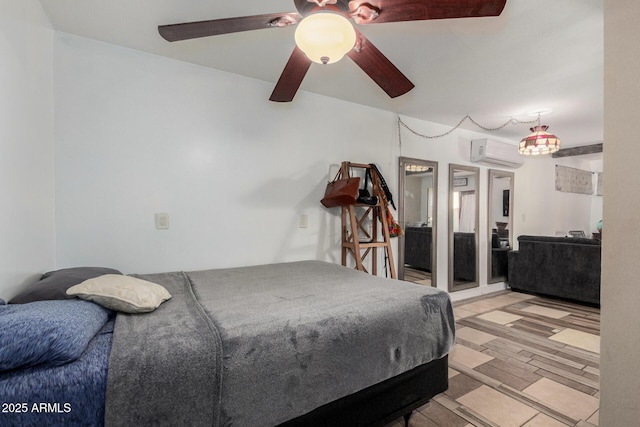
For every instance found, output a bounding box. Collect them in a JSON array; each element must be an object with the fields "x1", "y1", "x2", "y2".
[
  {"x1": 386, "y1": 290, "x2": 600, "y2": 427},
  {"x1": 404, "y1": 267, "x2": 432, "y2": 286}
]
